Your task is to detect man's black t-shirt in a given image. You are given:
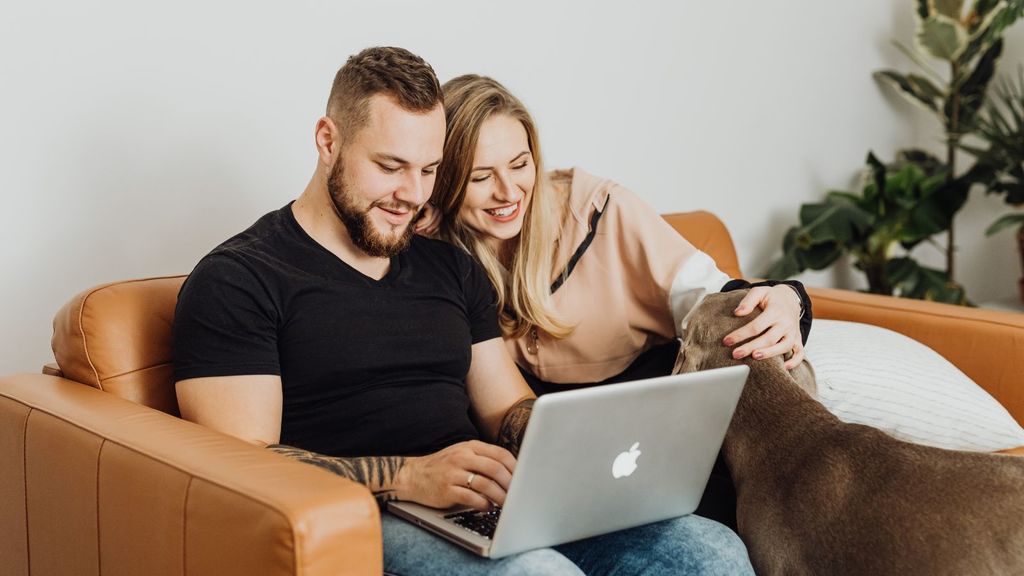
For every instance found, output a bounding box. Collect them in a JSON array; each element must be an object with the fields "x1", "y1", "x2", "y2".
[{"x1": 173, "y1": 204, "x2": 501, "y2": 457}]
